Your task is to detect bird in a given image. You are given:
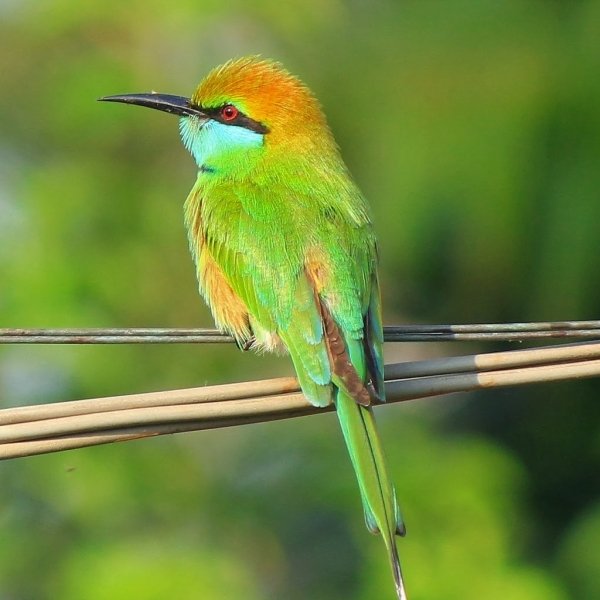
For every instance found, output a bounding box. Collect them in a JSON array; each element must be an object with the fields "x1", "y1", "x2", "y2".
[{"x1": 100, "y1": 56, "x2": 407, "y2": 599}]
